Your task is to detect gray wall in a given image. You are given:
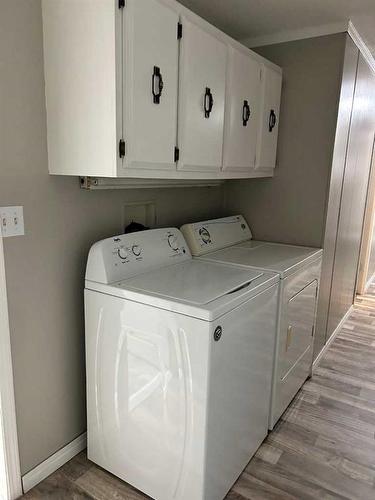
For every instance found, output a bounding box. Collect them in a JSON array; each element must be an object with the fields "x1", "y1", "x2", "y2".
[
  {"x1": 224, "y1": 34, "x2": 347, "y2": 247},
  {"x1": 0, "y1": 0, "x2": 224, "y2": 474}
]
